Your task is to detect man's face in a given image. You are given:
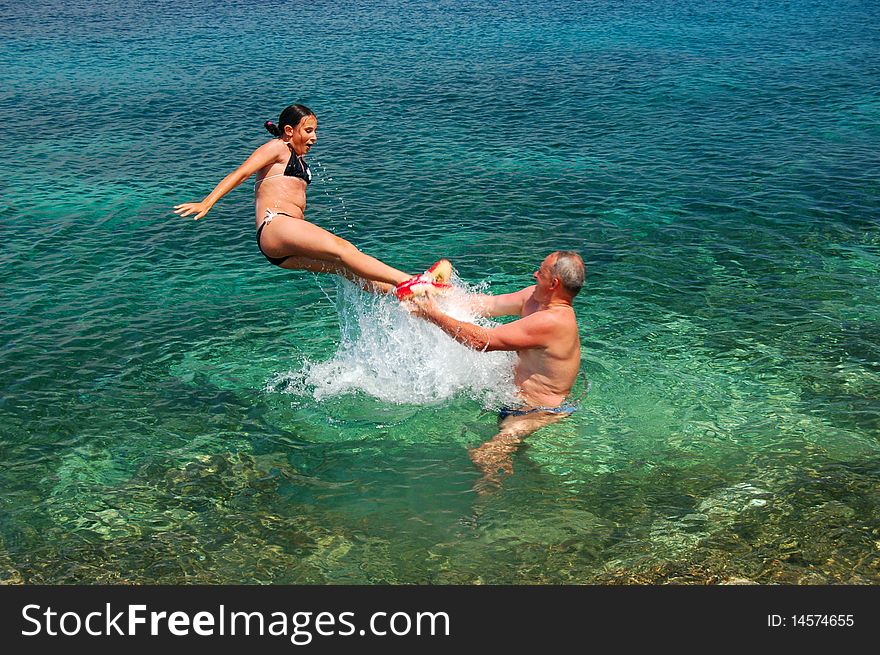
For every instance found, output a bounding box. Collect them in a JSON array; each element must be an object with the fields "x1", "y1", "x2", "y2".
[{"x1": 533, "y1": 254, "x2": 558, "y2": 294}]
